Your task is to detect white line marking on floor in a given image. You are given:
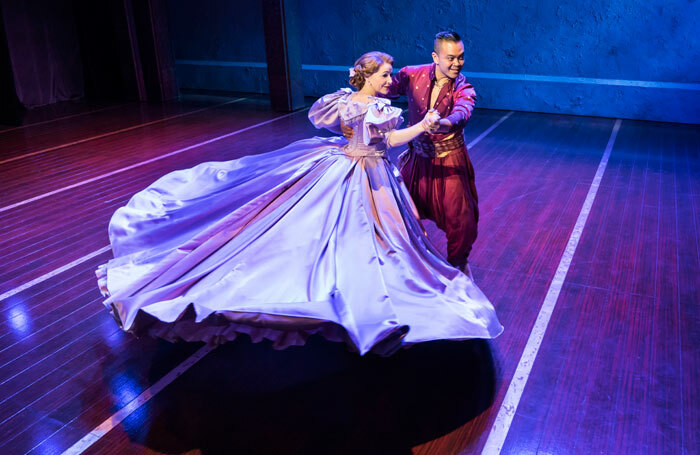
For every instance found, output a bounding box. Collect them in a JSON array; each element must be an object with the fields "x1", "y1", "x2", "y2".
[
  {"x1": 0, "y1": 109, "x2": 307, "y2": 214},
  {"x1": 60, "y1": 344, "x2": 215, "y2": 455},
  {"x1": 467, "y1": 111, "x2": 514, "y2": 149},
  {"x1": 0, "y1": 246, "x2": 111, "y2": 302},
  {"x1": 481, "y1": 118, "x2": 622, "y2": 455},
  {"x1": 0, "y1": 99, "x2": 245, "y2": 166}
]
